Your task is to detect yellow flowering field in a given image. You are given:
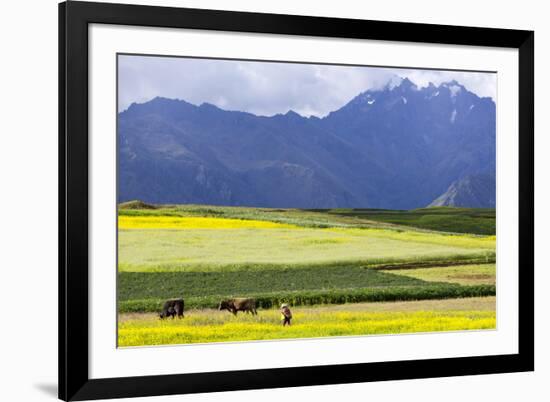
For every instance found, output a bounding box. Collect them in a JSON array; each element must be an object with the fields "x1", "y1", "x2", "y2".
[
  {"x1": 119, "y1": 215, "x2": 299, "y2": 229},
  {"x1": 118, "y1": 297, "x2": 496, "y2": 347},
  {"x1": 118, "y1": 300, "x2": 496, "y2": 347}
]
